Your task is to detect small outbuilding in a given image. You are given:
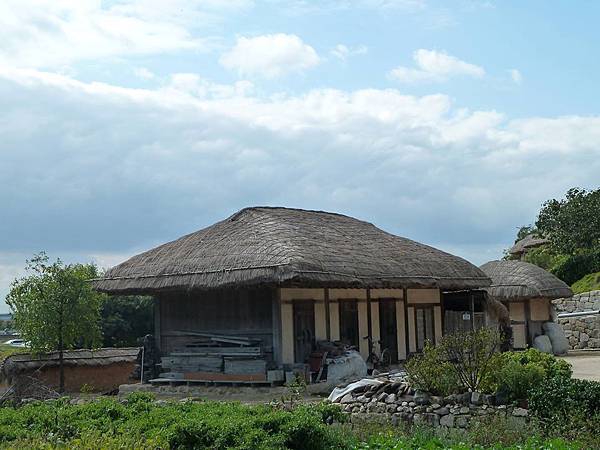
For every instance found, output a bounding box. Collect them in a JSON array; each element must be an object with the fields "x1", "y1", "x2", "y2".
[
  {"x1": 480, "y1": 260, "x2": 572, "y2": 349},
  {"x1": 93, "y1": 207, "x2": 491, "y2": 383}
]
